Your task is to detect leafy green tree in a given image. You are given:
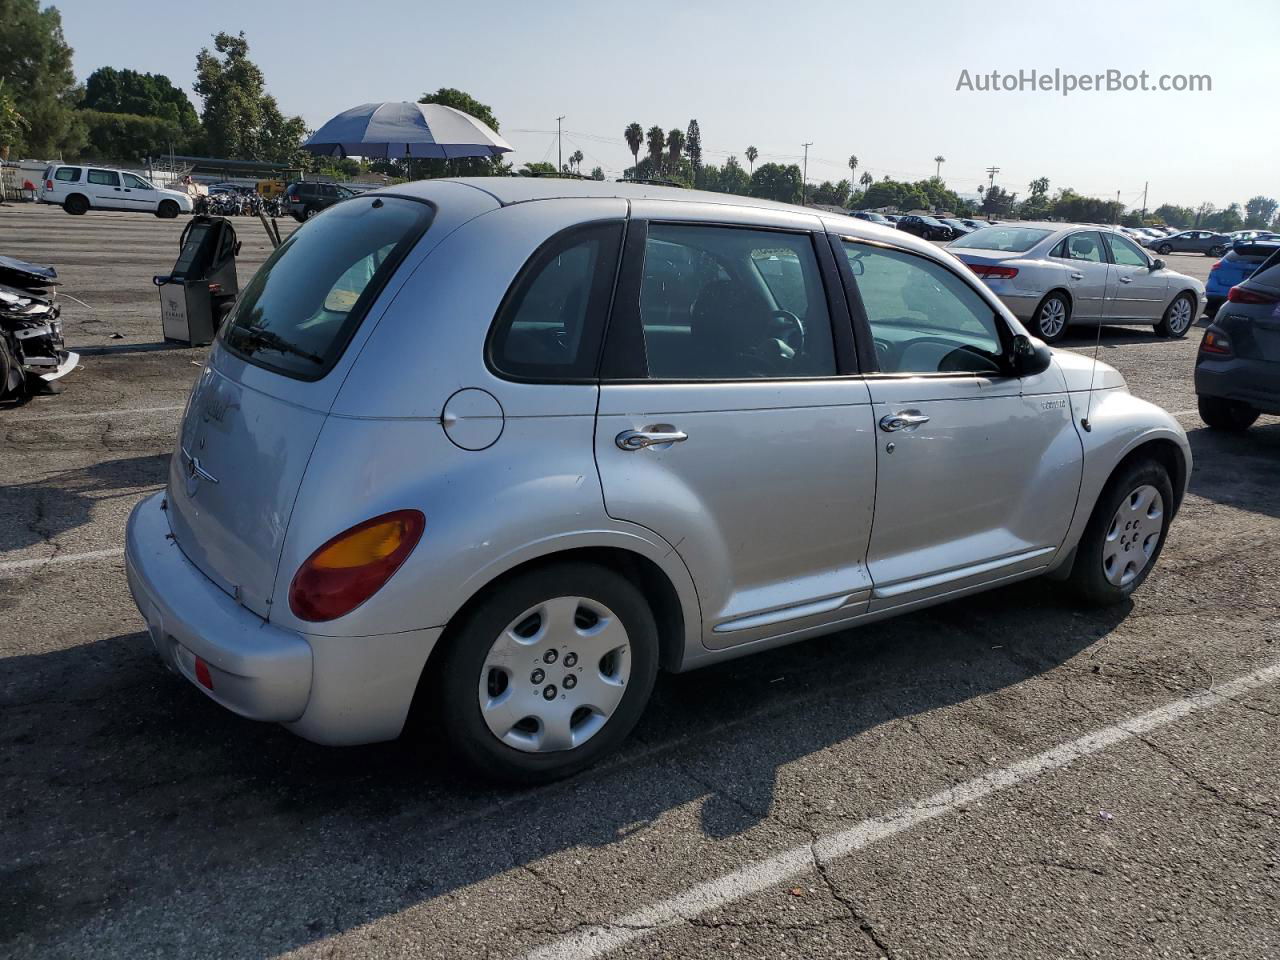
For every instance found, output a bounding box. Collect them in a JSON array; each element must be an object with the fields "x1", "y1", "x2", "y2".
[
  {"x1": 1050, "y1": 188, "x2": 1118, "y2": 223},
  {"x1": 685, "y1": 119, "x2": 702, "y2": 185},
  {"x1": 749, "y1": 162, "x2": 802, "y2": 203},
  {"x1": 1153, "y1": 203, "x2": 1194, "y2": 228},
  {"x1": 518, "y1": 161, "x2": 557, "y2": 177},
  {"x1": 810, "y1": 179, "x2": 851, "y2": 207},
  {"x1": 78, "y1": 109, "x2": 184, "y2": 162},
  {"x1": 1244, "y1": 196, "x2": 1278, "y2": 229},
  {"x1": 646, "y1": 126, "x2": 665, "y2": 173},
  {"x1": 83, "y1": 67, "x2": 199, "y2": 140},
  {"x1": 194, "y1": 32, "x2": 306, "y2": 163},
  {"x1": 417, "y1": 87, "x2": 506, "y2": 177},
  {"x1": 624, "y1": 122, "x2": 643, "y2": 173},
  {"x1": 589, "y1": 165, "x2": 605, "y2": 181},
  {"x1": 1203, "y1": 203, "x2": 1244, "y2": 232},
  {"x1": 0, "y1": 79, "x2": 30, "y2": 159},
  {"x1": 0, "y1": 0, "x2": 84, "y2": 157},
  {"x1": 745, "y1": 145, "x2": 757, "y2": 174}
]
